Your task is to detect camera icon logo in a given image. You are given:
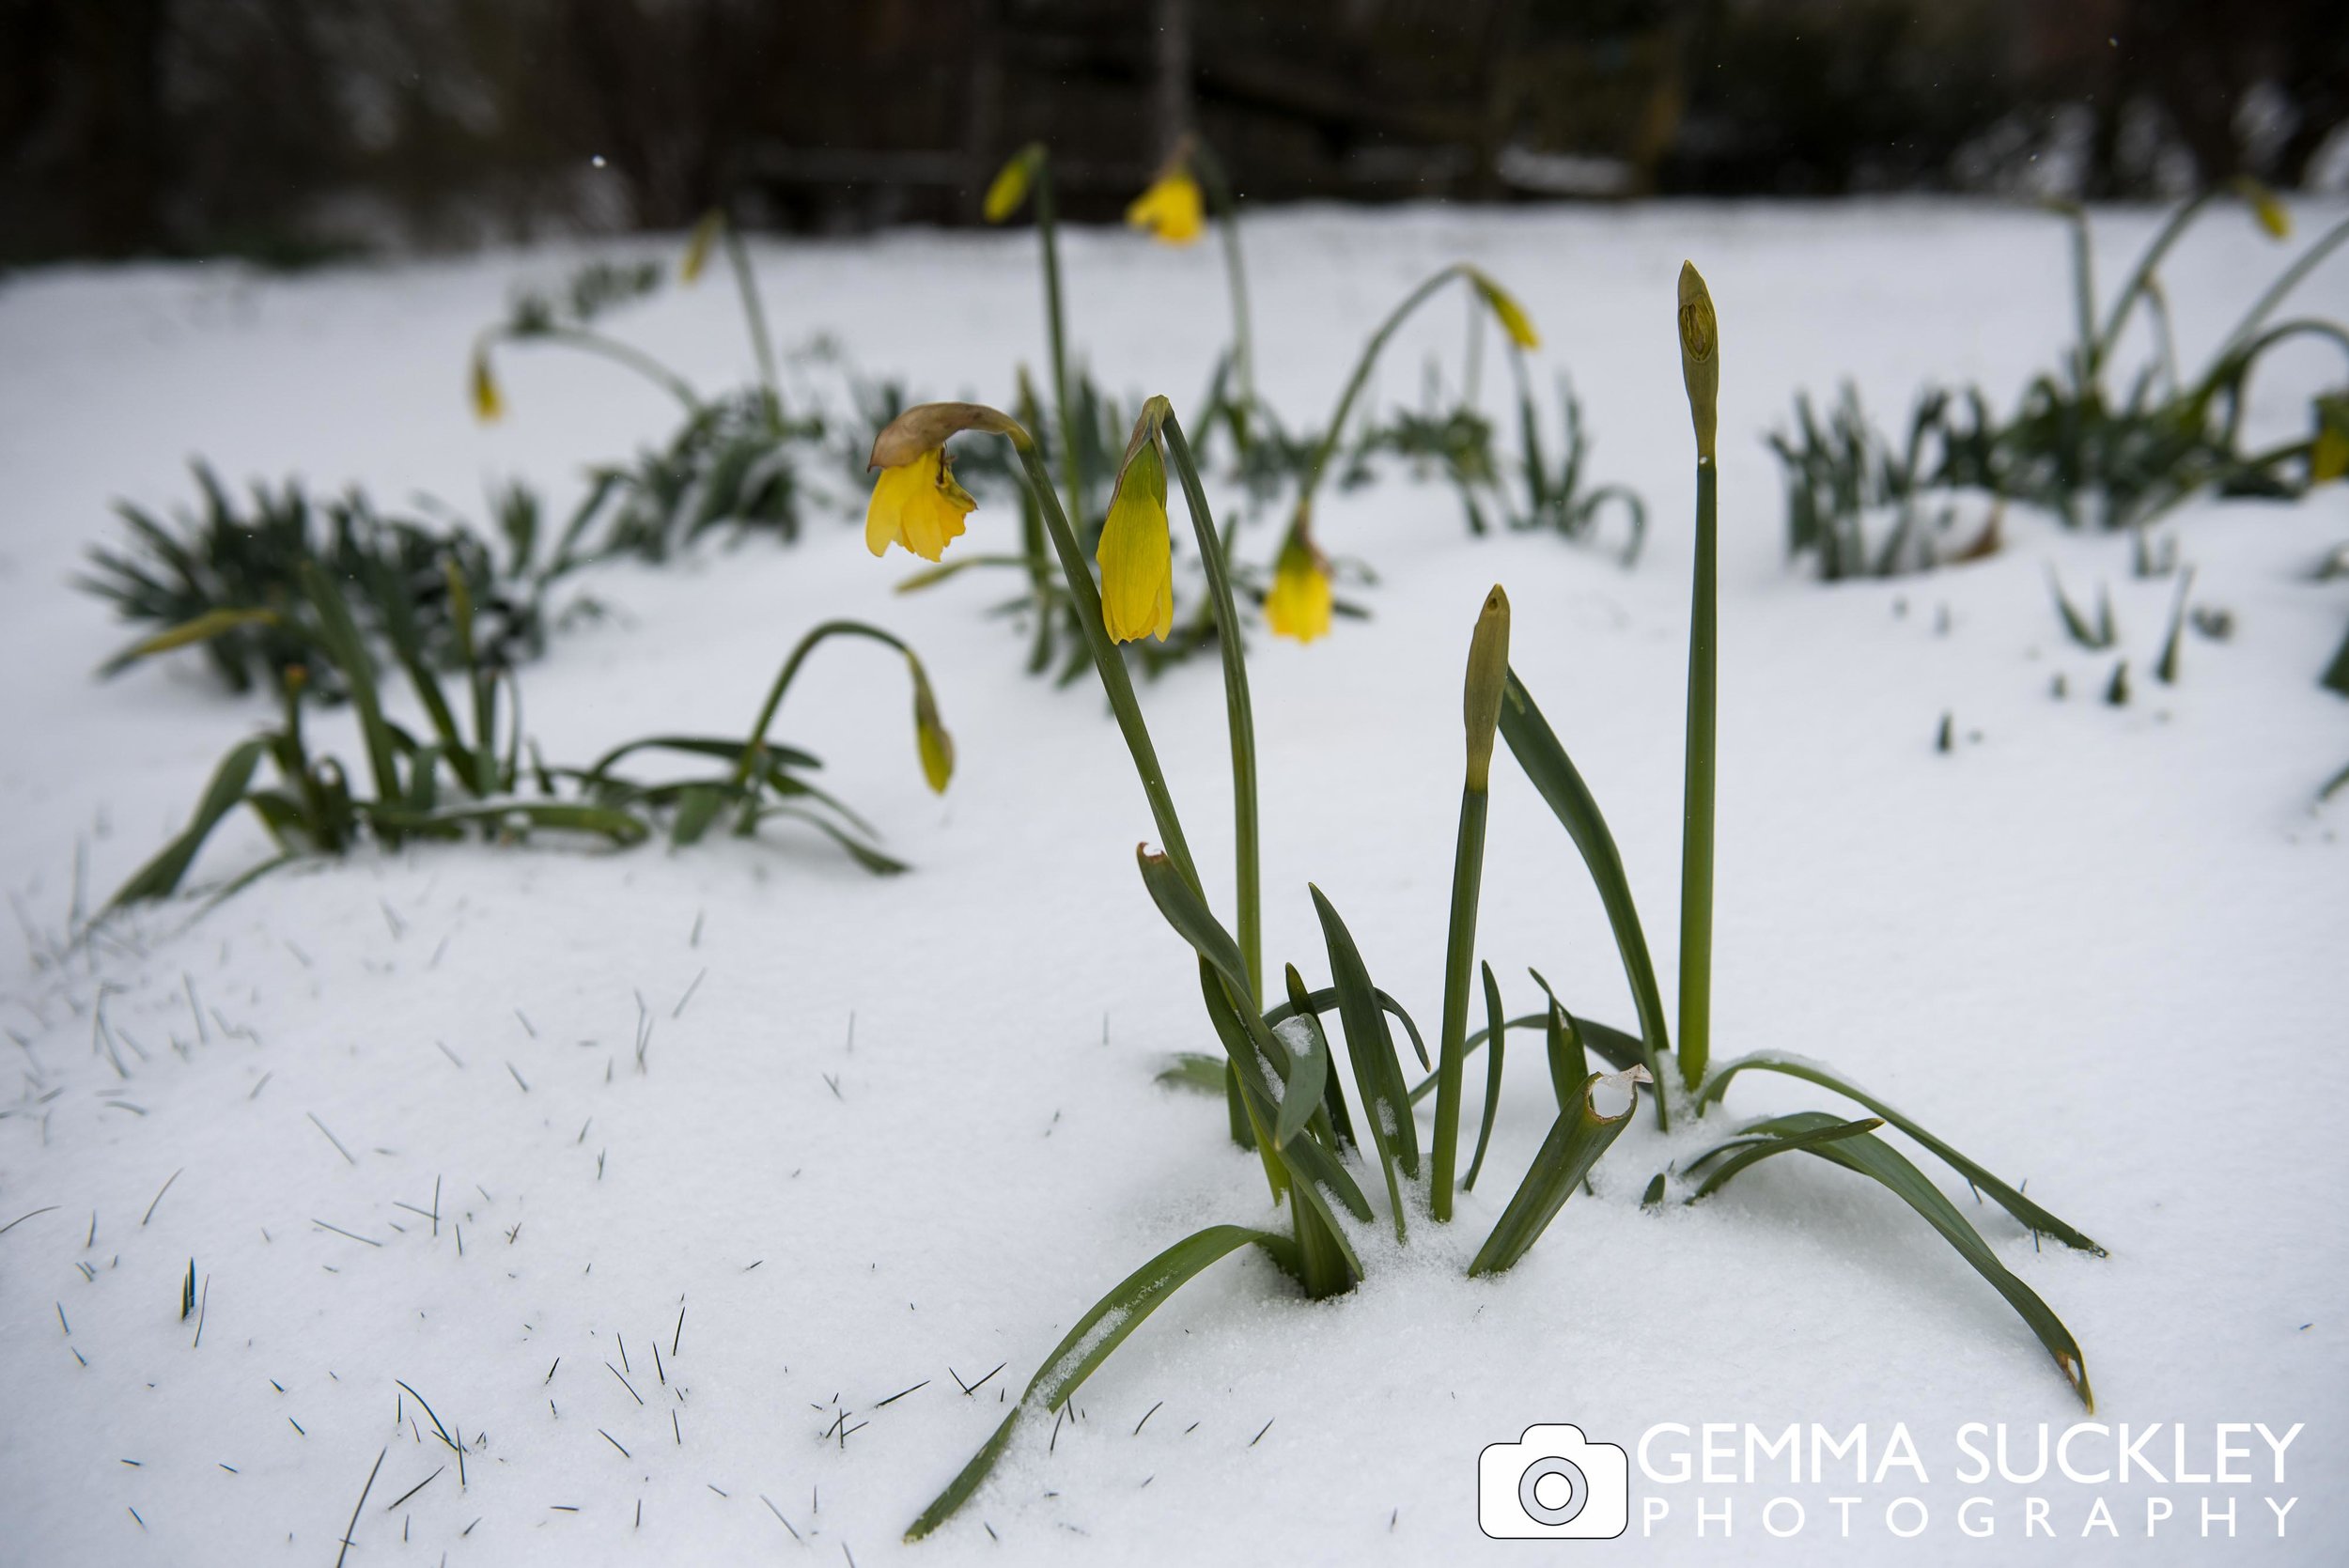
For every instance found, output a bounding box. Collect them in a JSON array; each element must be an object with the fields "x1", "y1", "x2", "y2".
[{"x1": 1478, "y1": 1424, "x2": 1629, "y2": 1540}]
